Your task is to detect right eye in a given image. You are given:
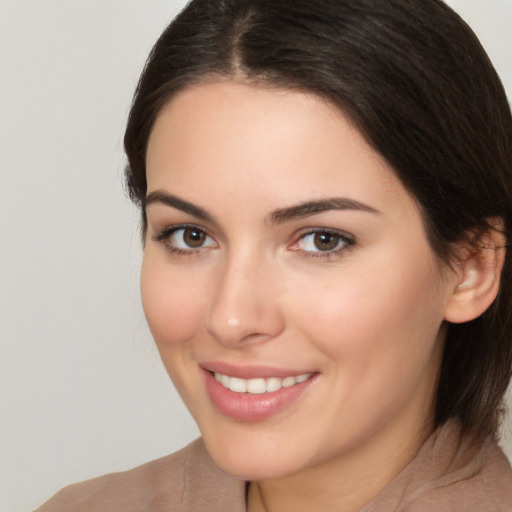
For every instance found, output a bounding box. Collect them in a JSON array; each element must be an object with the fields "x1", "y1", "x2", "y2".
[{"x1": 154, "y1": 225, "x2": 217, "y2": 254}]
